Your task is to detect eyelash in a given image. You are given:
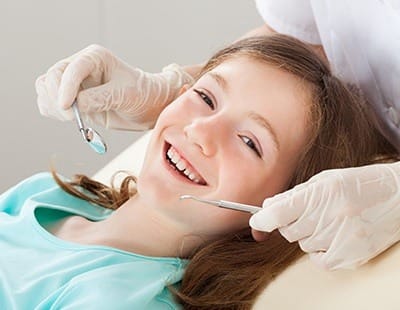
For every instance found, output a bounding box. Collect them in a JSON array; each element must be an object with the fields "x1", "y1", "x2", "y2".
[
  {"x1": 193, "y1": 88, "x2": 262, "y2": 158},
  {"x1": 193, "y1": 89, "x2": 215, "y2": 109},
  {"x1": 239, "y1": 135, "x2": 262, "y2": 158}
]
